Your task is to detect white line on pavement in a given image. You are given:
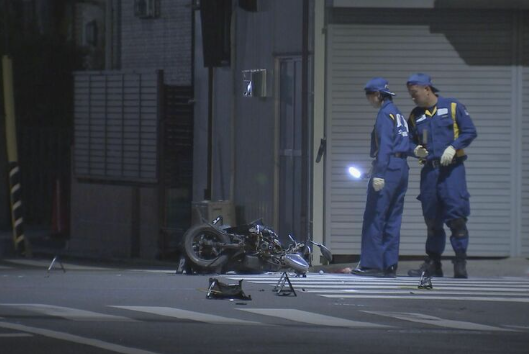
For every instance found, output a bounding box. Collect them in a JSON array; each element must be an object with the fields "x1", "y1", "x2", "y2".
[
  {"x1": 238, "y1": 308, "x2": 389, "y2": 328},
  {"x1": 229, "y1": 279, "x2": 529, "y2": 287},
  {"x1": 364, "y1": 311, "x2": 512, "y2": 332},
  {"x1": 0, "y1": 304, "x2": 136, "y2": 322},
  {"x1": 226, "y1": 275, "x2": 529, "y2": 283},
  {"x1": 0, "y1": 321, "x2": 163, "y2": 354},
  {"x1": 275, "y1": 285, "x2": 529, "y2": 291},
  {"x1": 320, "y1": 294, "x2": 529, "y2": 303},
  {"x1": 304, "y1": 289, "x2": 529, "y2": 296},
  {"x1": 111, "y1": 306, "x2": 262, "y2": 326}
]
